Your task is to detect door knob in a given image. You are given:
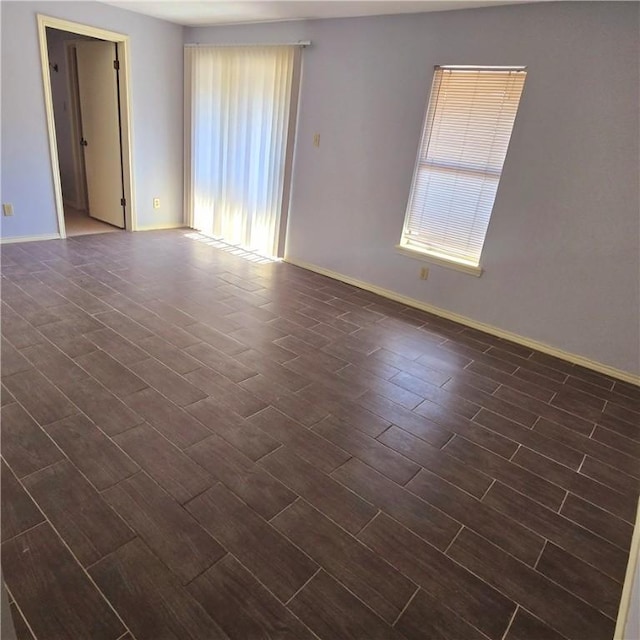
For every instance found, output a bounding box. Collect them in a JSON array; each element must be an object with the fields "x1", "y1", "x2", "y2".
[{"x1": 80, "y1": 138, "x2": 88, "y2": 146}]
